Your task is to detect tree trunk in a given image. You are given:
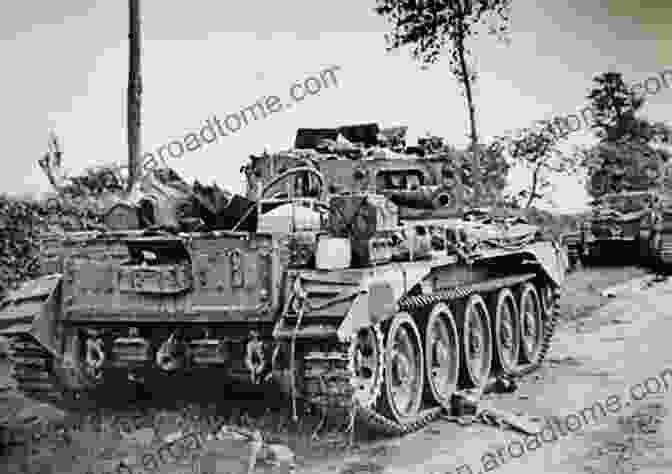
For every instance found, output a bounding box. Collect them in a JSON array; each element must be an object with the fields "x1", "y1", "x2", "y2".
[
  {"x1": 525, "y1": 163, "x2": 541, "y2": 209},
  {"x1": 455, "y1": 16, "x2": 481, "y2": 206},
  {"x1": 127, "y1": 0, "x2": 142, "y2": 193}
]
